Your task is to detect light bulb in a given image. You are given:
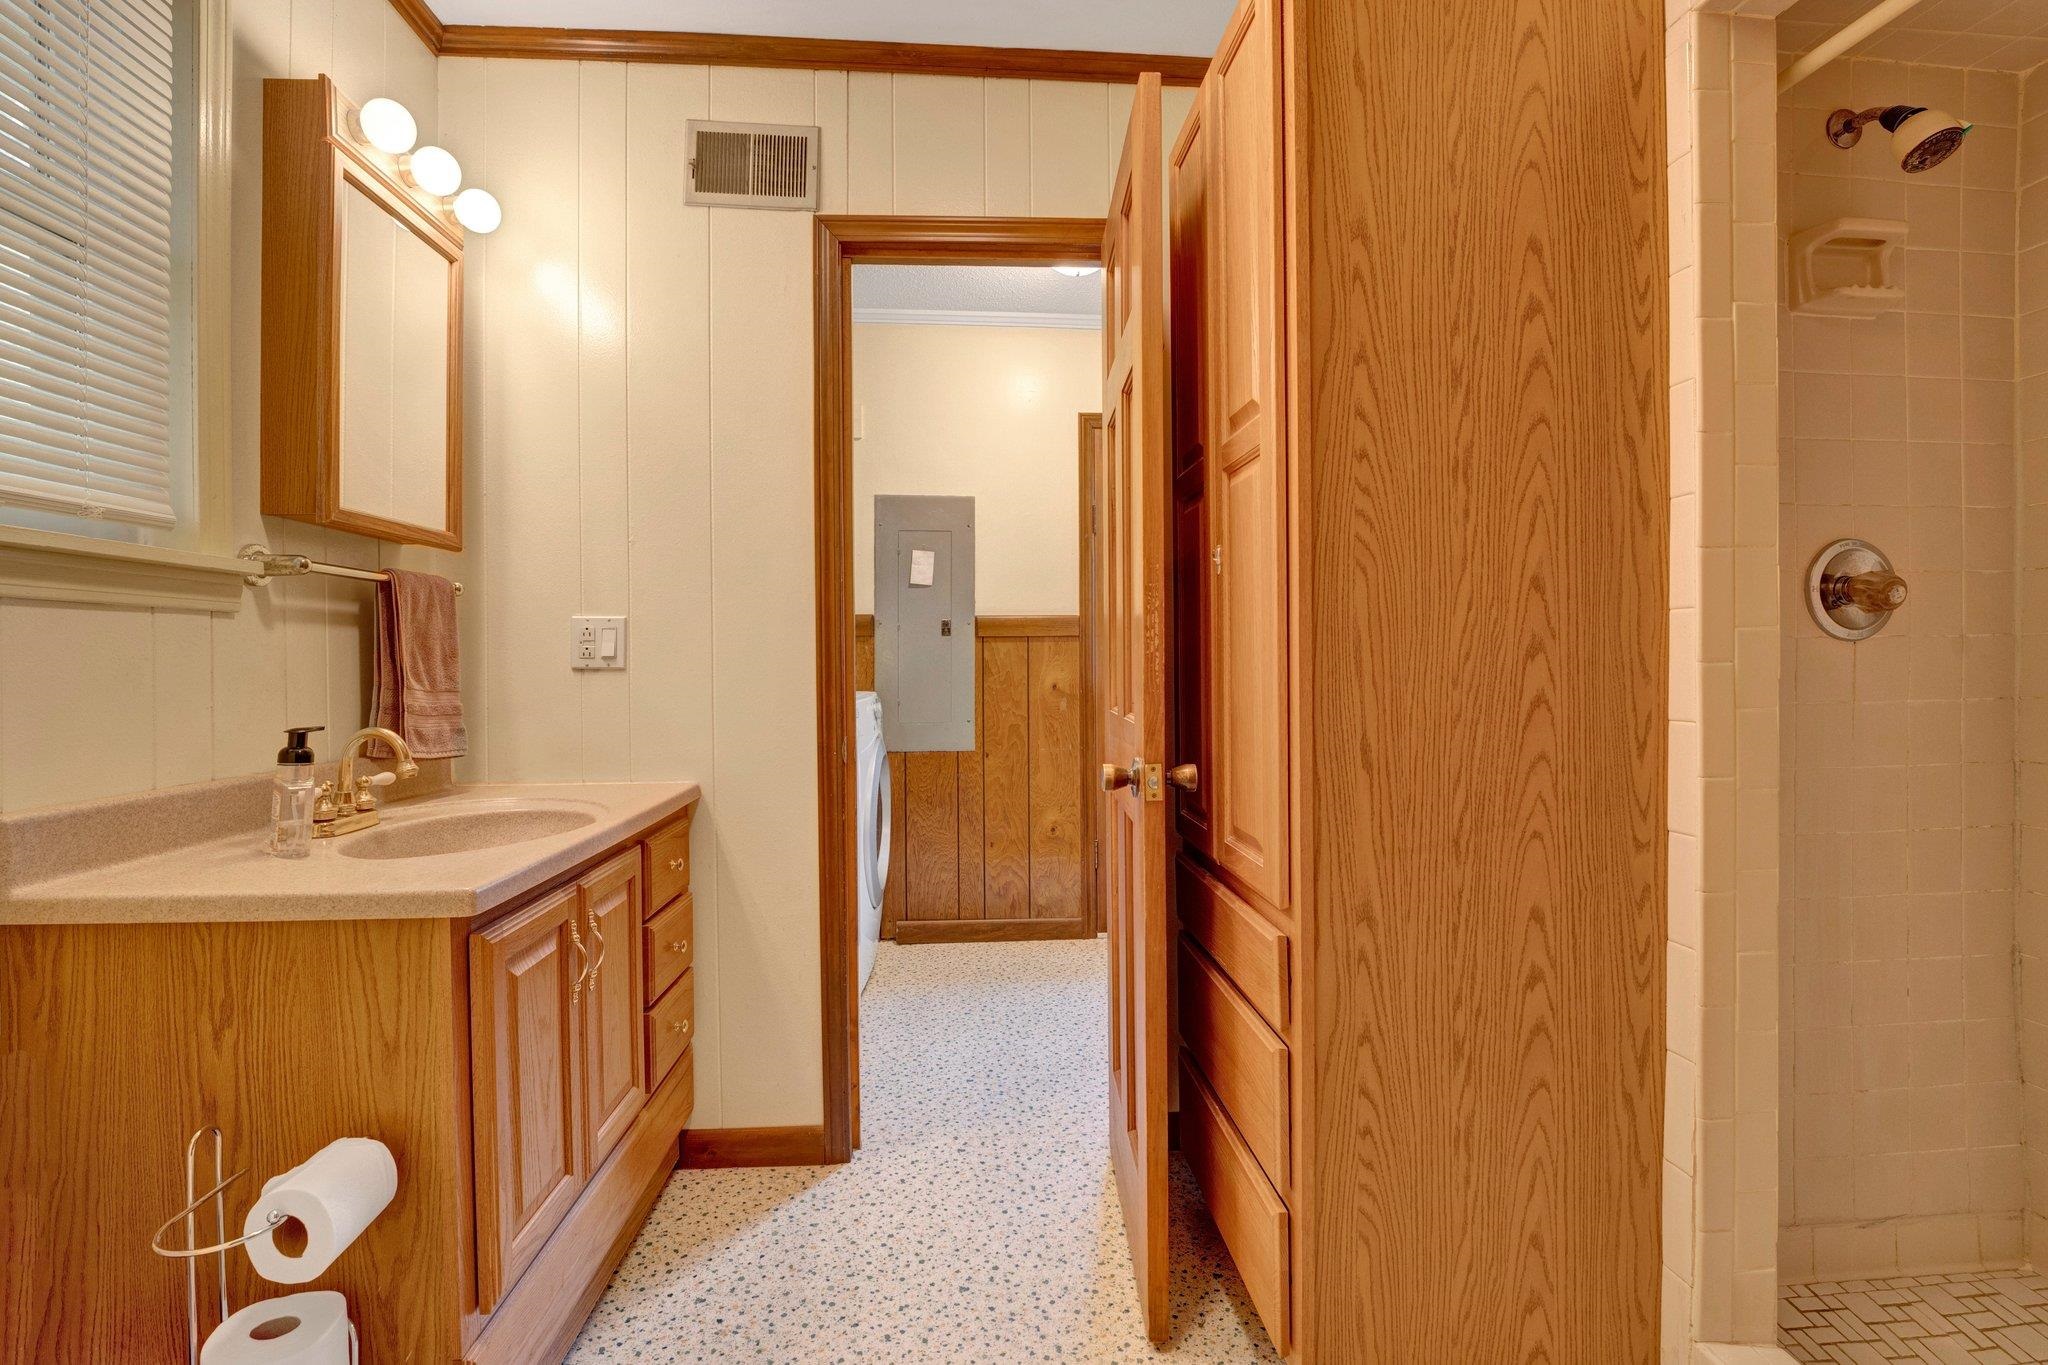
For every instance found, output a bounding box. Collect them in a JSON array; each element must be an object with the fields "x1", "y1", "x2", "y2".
[
  {"x1": 1052, "y1": 264, "x2": 1100, "y2": 277},
  {"x1": 405, "y1": 145, "x2": 462, "y2": 197},
  {"x1": 453, "y1": 188, "x2": 502, "y2": 234},
  {"x1": 357, "y1": 98, "x2": 417, "y2": 155}
]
